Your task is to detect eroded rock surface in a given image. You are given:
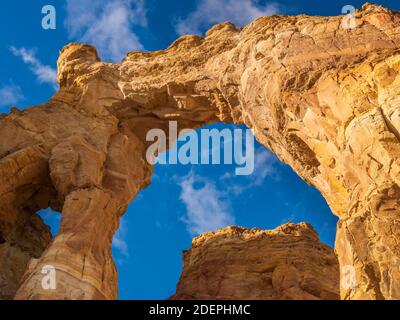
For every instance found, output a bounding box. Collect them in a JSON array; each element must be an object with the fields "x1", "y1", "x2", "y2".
[
  {"x1": 171, "y1": 223, "x2": 339, "y2": 300},
  {"x1": 0, "y1": 3, "x2": 400, "y2": 299}
]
